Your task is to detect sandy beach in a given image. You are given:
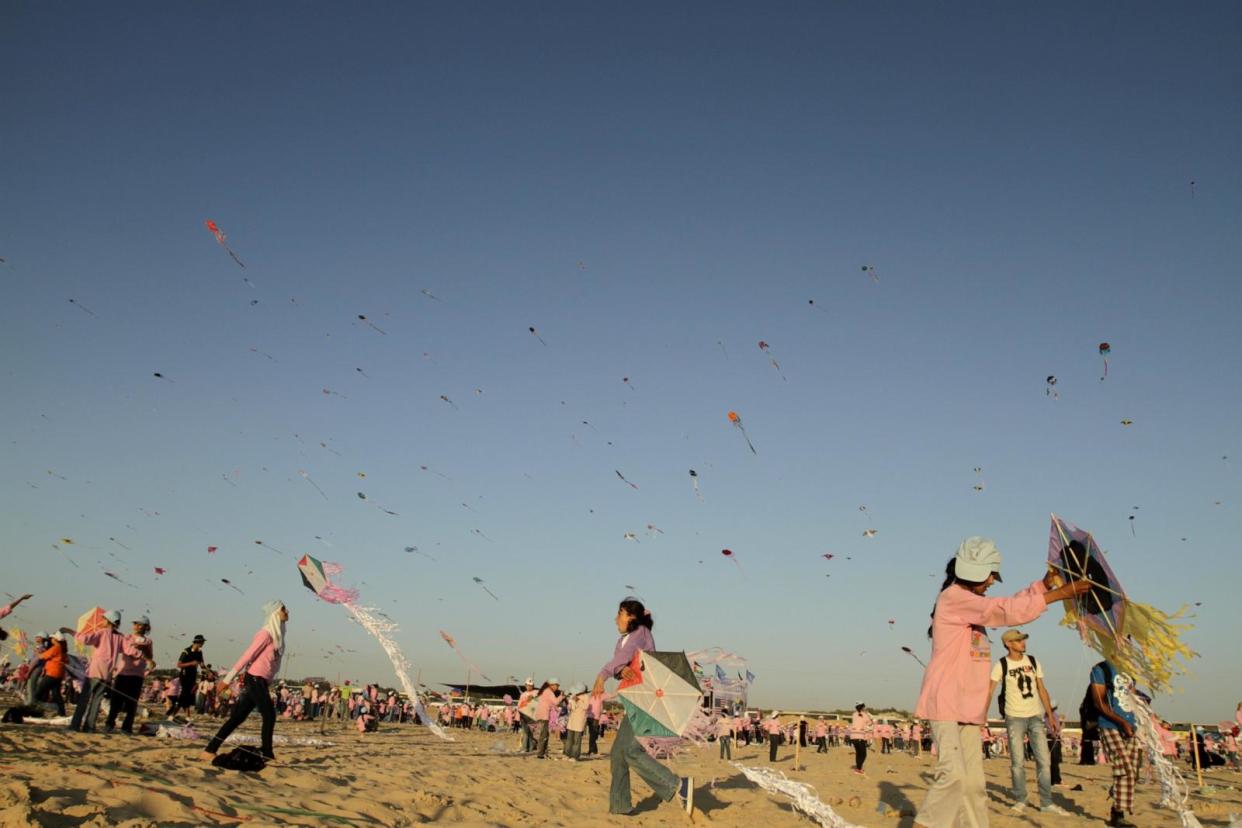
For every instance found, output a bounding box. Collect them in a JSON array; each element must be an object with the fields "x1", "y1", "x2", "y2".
[{"x1": 1, "y1": 719, "x2": 1239, "y2": 827}]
